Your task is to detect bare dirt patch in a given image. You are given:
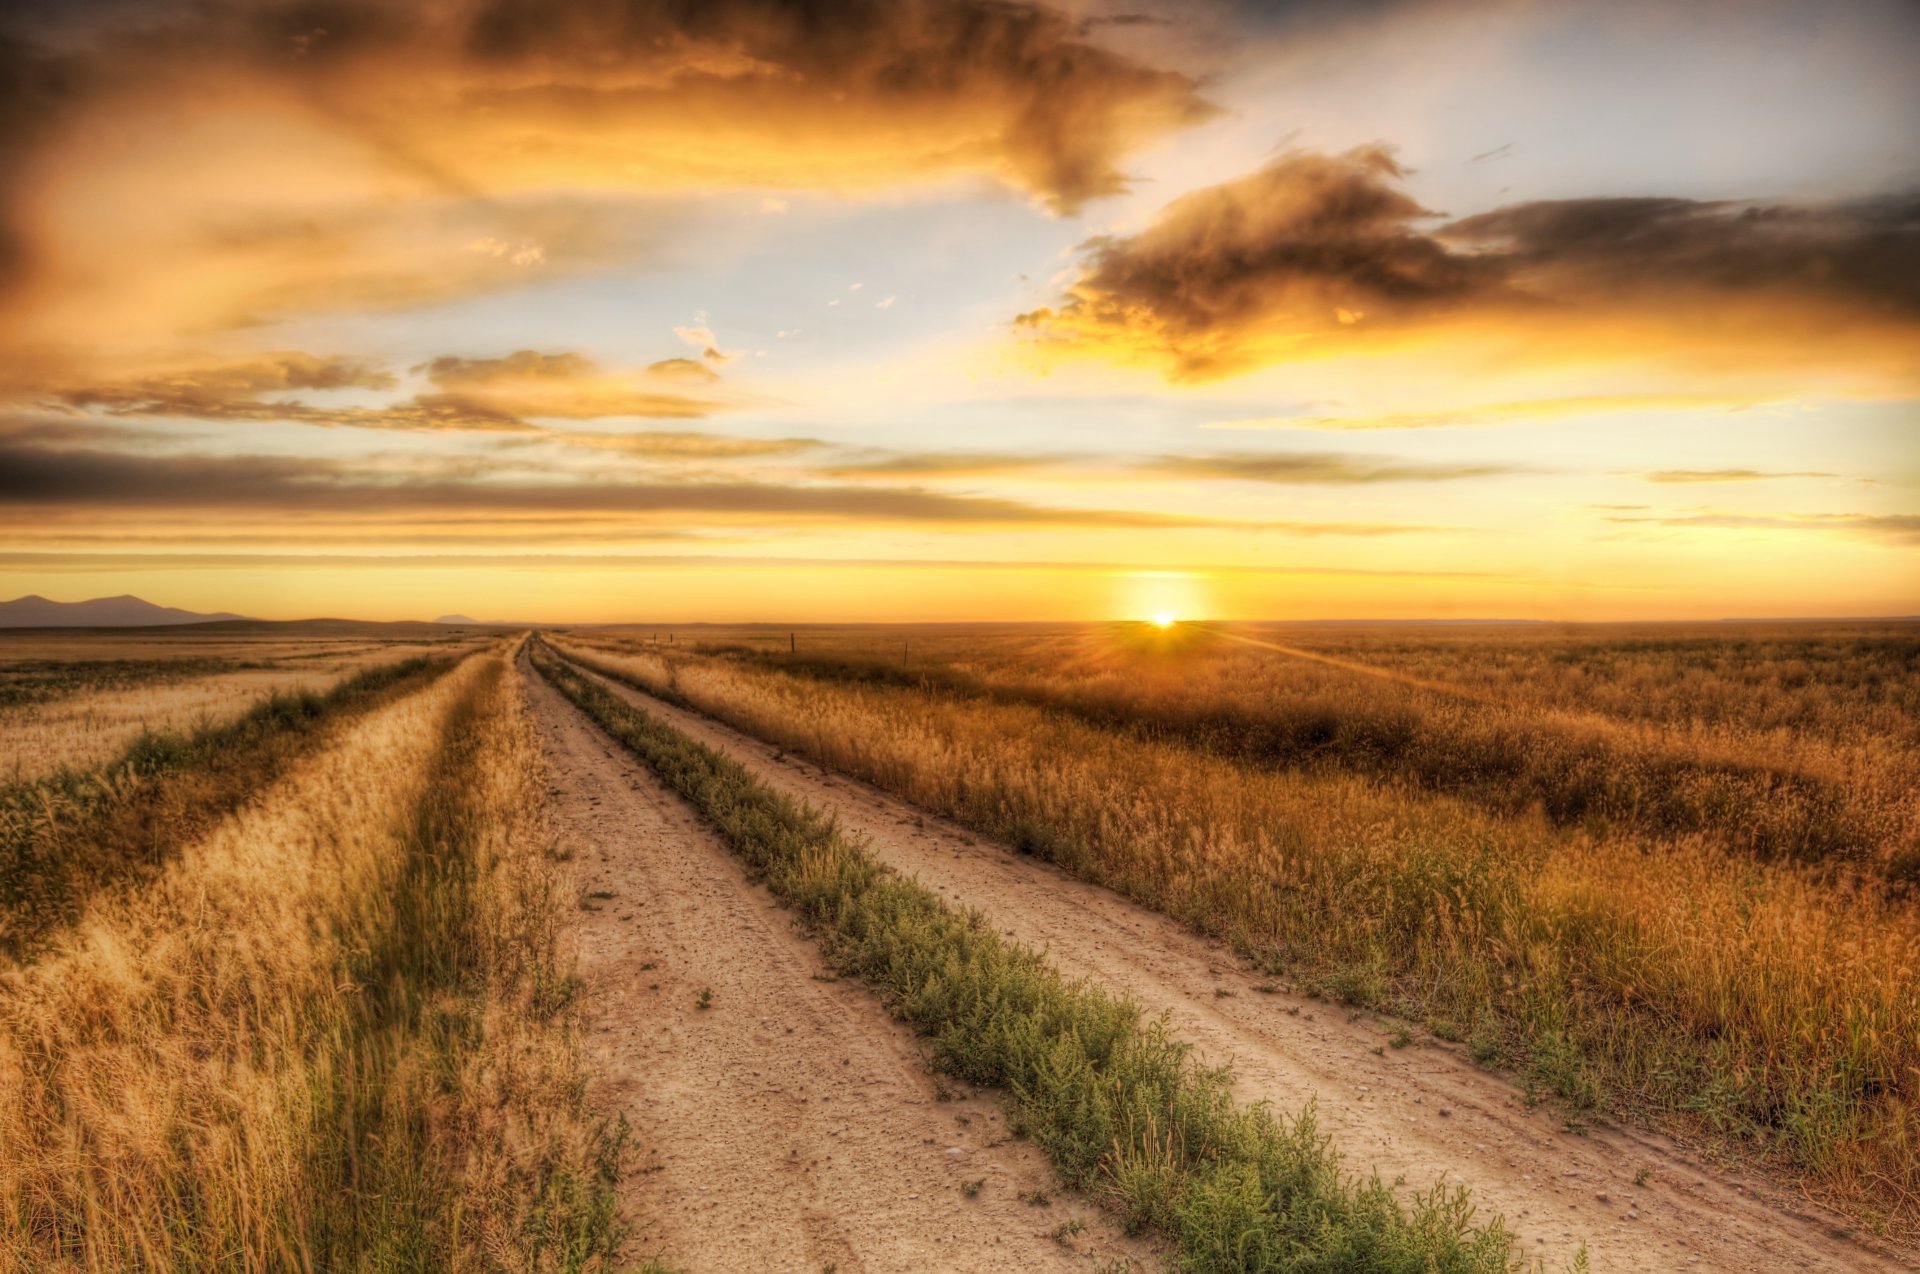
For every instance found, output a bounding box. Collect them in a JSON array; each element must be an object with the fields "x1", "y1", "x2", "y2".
[{"x1": 523, "y1": 660, "x2": 1159, "y2": 1273}]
